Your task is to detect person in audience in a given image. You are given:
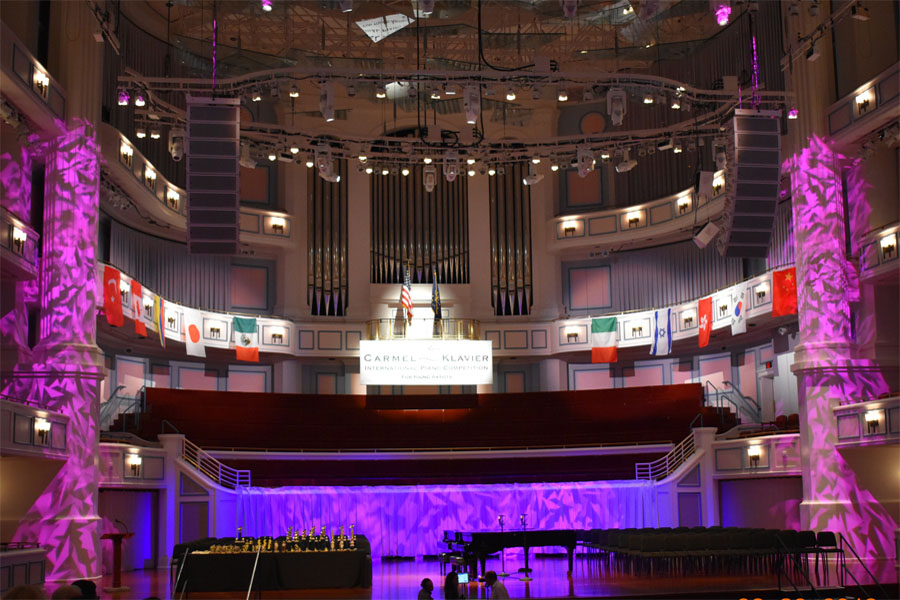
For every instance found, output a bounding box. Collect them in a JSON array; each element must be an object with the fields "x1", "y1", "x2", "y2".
[
  {"x1": 443, "y1": 570, "x2": 460, "y2": 599},
  {"x1": 69, "y1": 581, "x2": 97, "y2": 600},
  {"x1": 2, "y1": 585, "x2": 46, "y2": 599},
  {"x1": 417, "y1": 577, "x2": 434, "y2": 599},
  {"x1": 48, "y1": 586, "x2": 80, "y2": 600},
  {"x1": 483, "y1": 571, "x2": 509, "y2": 599}
]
